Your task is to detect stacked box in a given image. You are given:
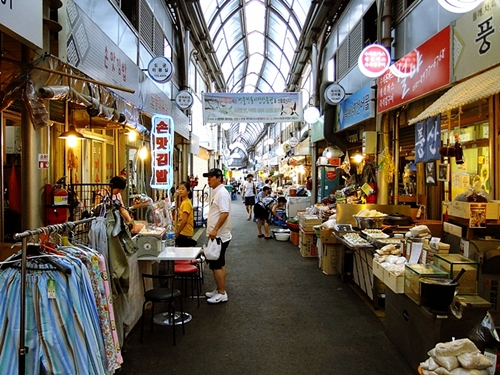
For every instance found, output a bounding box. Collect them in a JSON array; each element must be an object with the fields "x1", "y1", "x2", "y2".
[
  {"x1": 320, "y1": 228, "x2": 338, "y2": 244},
  {"x1": 321, "y1": 244, "x2": 338, "y2": 275},
  {"x1": 404, "y1": 264, "x2": 448, "y2": 304},
  {"x1": 300, "y1": 228, "x2": 317, "y2": 257},
  {"x1": 433, "y1": 253, "x2": 478, "y2": 294},
  {"x1": 299, "y1": 215, "x2": 322, "y2": 230}
]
